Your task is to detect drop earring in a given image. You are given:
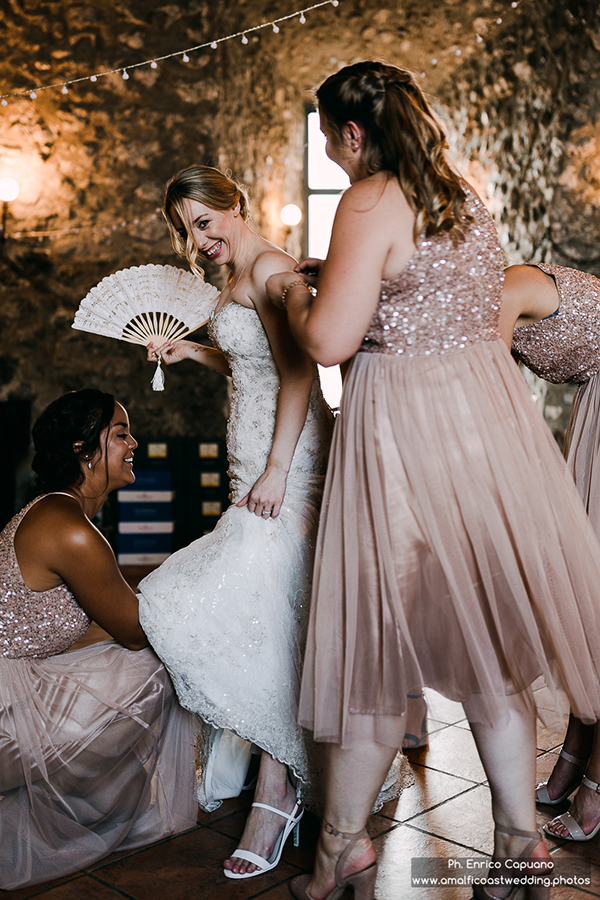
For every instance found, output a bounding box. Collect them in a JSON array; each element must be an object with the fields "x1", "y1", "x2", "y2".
[{"x1": 87, "y1": 460, "x2": 92, "y2": 470}]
